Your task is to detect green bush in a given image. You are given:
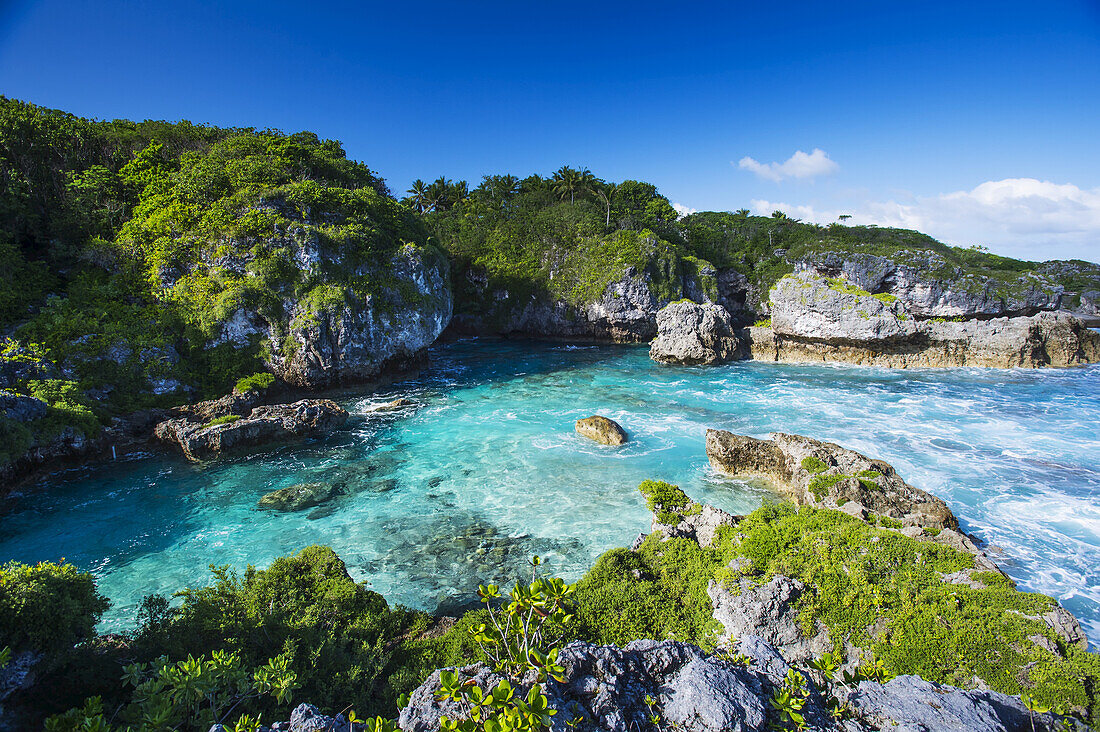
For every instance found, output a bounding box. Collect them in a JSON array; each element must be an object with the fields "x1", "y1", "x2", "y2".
[
  {"x1": 234, "y1": 372, "x2": 275, "y2": 394},
  {"x1": 0, "y1": 560, "x2": 109, "y2": 658},
  {"x1": 204, "y1": 414, "x2": 242, "y2": 427},
  {"x1": 800, "y1": 456, "x2": 828, "y2": 474}
]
